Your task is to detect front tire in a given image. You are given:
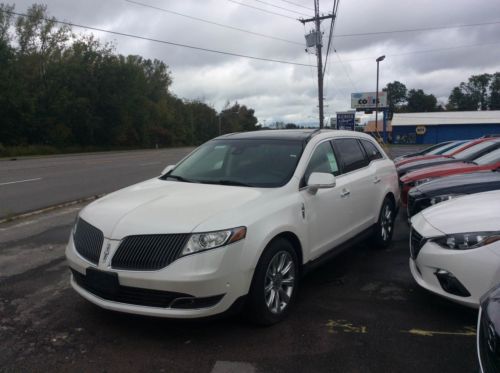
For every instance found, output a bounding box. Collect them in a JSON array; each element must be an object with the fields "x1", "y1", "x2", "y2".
[
  {"x1": 373, "y1": 197, "x2": 395, "y2": 249},
  {"x1": 246, "y1": 238, "x2": 299, "y2": 325}
]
